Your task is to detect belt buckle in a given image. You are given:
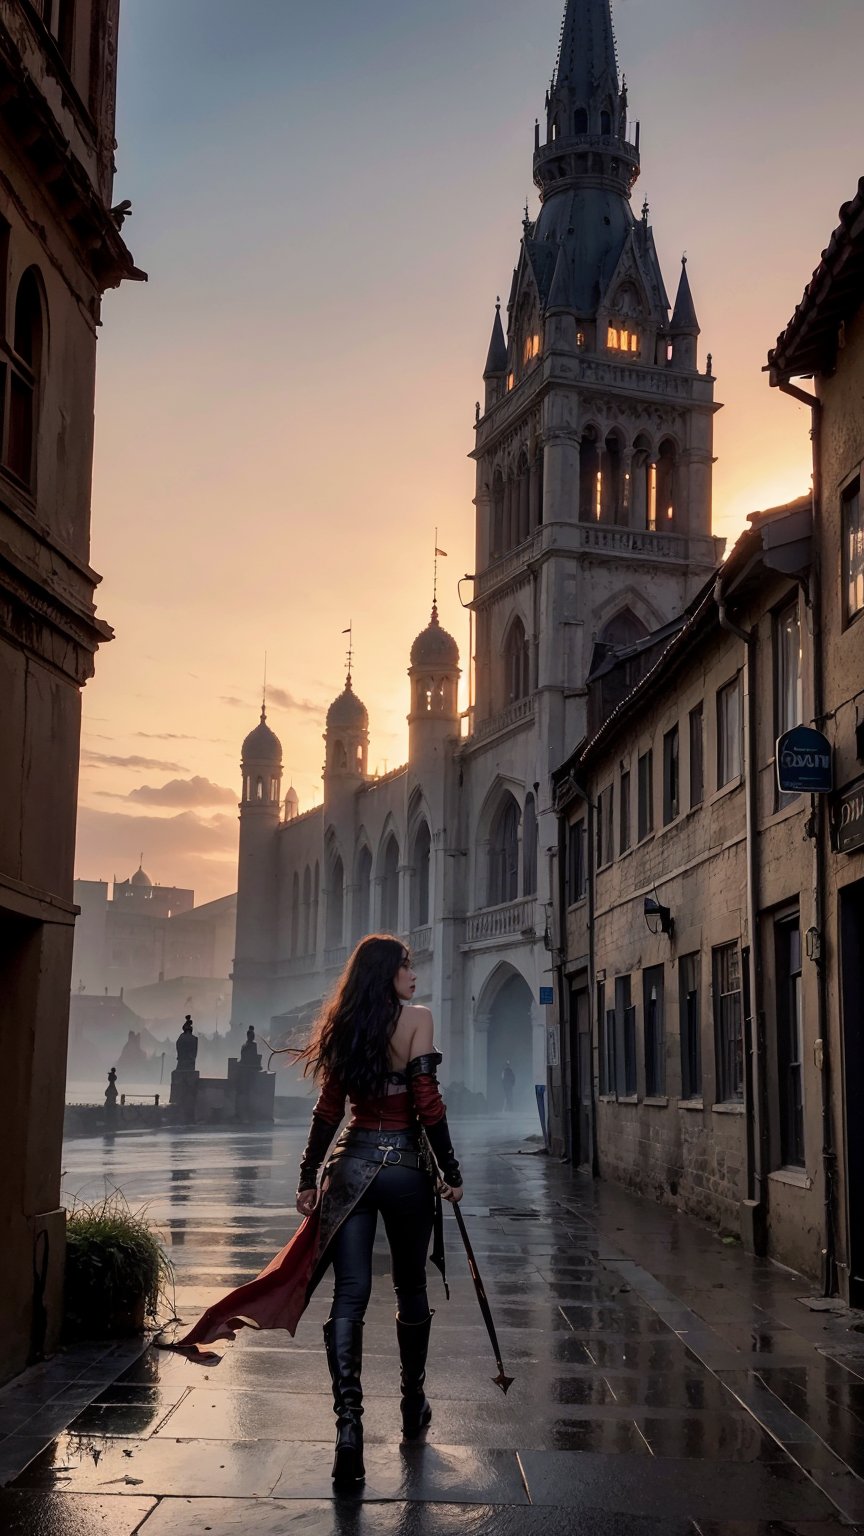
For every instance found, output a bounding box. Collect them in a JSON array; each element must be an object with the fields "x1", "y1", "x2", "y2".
[{"x1": 379, "y1": 1144, "x2": 402, "y2": 1166}]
